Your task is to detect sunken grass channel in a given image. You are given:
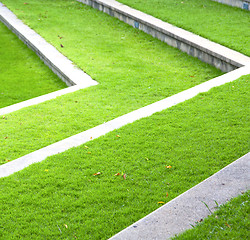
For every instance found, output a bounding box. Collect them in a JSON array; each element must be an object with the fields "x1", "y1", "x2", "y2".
[
  {"x1": 0, "y1": 21, "x2": 67, "y2": 109},
  {"x1": 118, "y1": 0, "x2": 250, "y2": 56},
  {"x1": 0, "y1": 0, "x2": 222, "y2": 164},
  {"x1": 0, "y1": 76, "x2": 249, "y2": 239},
  {"x1": 173, "y1": 191, "x2": 250, "y2": 239}
]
